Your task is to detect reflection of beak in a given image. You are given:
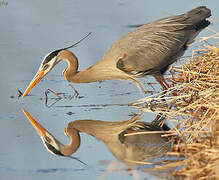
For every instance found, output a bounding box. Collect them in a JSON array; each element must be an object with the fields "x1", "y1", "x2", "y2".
[
  {"x1": 22, "y1": 69, "x2": 45, "y2": 98},
  {"x1": 22, "y1": 109, "x2": 46, "y2": 138}
]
